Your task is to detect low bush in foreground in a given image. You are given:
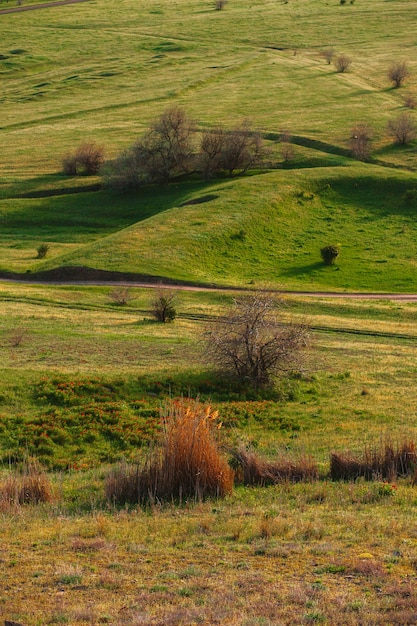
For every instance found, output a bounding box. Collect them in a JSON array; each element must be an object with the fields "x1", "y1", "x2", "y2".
[
  {"x1": 0, "y1": 459, "x2": 52, "y2": 510},
  {"x1": 330, "y1": 439, "x2": 417, "y2": 481},
  {"x1": 229, "y1": 445, "x2": 319, "y2": 485},
  {"x1": 105, "y1": 400, "x2": 234, "y2": 505}
]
